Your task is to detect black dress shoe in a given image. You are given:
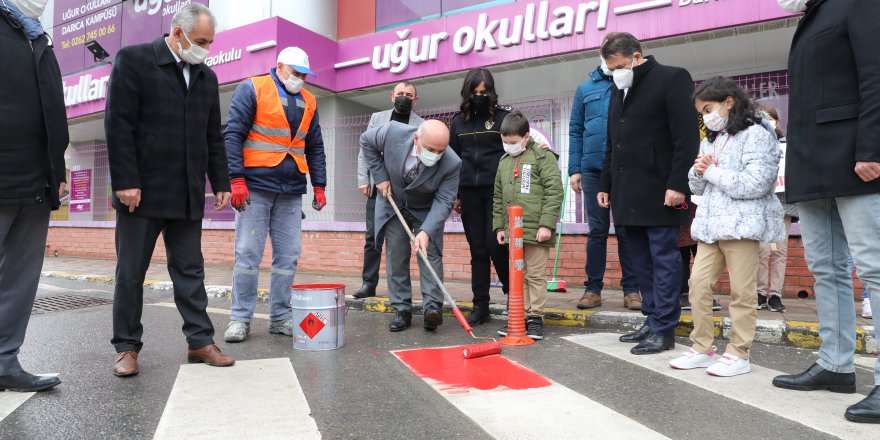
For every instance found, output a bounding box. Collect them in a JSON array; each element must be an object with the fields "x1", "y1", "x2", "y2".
[
  {"x1": 389, "y1": 310, "x2": 412, "y2": 332},
  {"x1": 353, "y1": 285, "x2": 376, "y2": 299},
  {"x1": 423, "y1": 304, "x2": 443, "y2": 331},
  {"x1": 619, "y1": 324, "x2": 651, "y2": 343},
  {"x1": 0, "y1": 371, "x2": 61, "y2": 392},
  {"x1": 846, "y1": 386, "x2": 880, "y2": 423},
  {"x1": 630, "y1": 333, "x2": 675, "y2": 355},
  {"x1": 772, "y1": 363, "x2": 856, "y2": 393},
  {"x1": 466, "y1": 306, "x2": 491, "y2": 326}
]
